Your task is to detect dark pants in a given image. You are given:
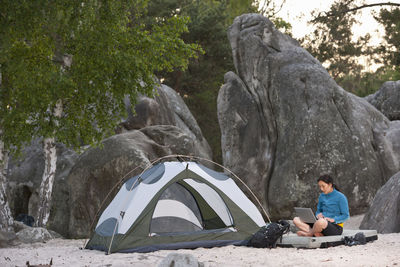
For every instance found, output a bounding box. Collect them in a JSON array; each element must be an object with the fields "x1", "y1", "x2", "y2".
[{"x1": 322, "y1": 221, "x2": 343, "y2": 236}]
